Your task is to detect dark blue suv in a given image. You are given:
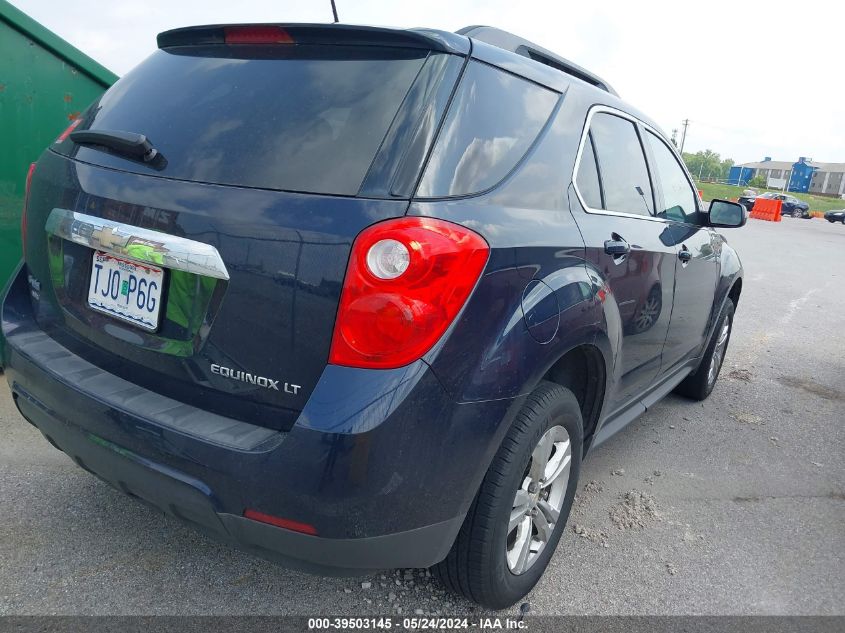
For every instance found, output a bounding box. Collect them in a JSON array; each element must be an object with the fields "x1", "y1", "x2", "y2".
[{"x1": 1, "y1": 23, "x2": 746, "y2": 608}]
